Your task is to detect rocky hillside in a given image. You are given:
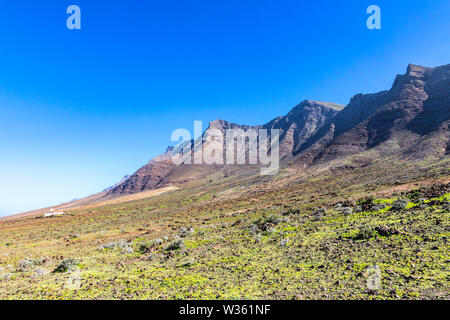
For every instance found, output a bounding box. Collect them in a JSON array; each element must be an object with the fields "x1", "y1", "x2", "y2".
[
  {"x1": 108, "y1": 101, "x2": 343, "y2": 195},
  {"x1": 102, "y1": 175, "x2": 130, "y2": 192},
  {"x1": 108, "y1": 63, "x2": 449, "y2": 196},
  {"x1": 262, "y1": 100, "x2": 344, "y2": 158},
  {"x1": 298, "y1": 64, "x2": 450, "y2": 162},
  {"x1": 108, "y1": 147, "x2": 177, "y2": 195}
]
